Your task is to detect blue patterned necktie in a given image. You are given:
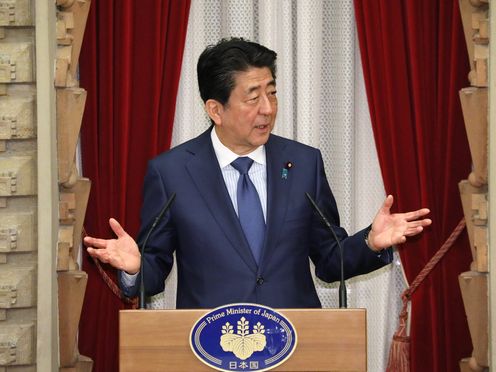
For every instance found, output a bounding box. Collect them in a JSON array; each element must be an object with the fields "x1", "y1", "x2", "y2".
[{"x1": 231, "y1": 157, "x2": 265, "y2": 265}]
